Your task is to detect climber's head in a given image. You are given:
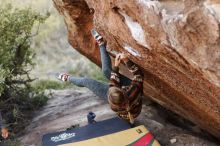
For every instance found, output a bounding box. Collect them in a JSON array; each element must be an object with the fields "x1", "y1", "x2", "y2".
[
  {"x1": 108, "y1": 87, "x2": 125, "y2": 106},
  {"x1": 108, "y1": 86, "x2": 142, "y2": 122}
]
